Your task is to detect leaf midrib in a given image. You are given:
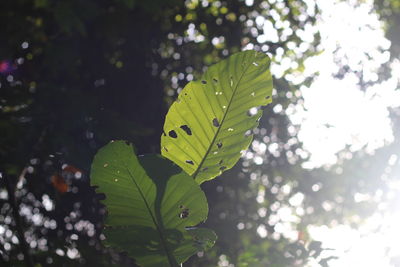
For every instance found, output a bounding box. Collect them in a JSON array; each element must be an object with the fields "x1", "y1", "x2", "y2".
[
  {"x1": 192, "y1": 59, "x2": 253, "y2": 181},
  {"x1": 110, "y1": 145, "x2": 179, "y2": 267}
]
